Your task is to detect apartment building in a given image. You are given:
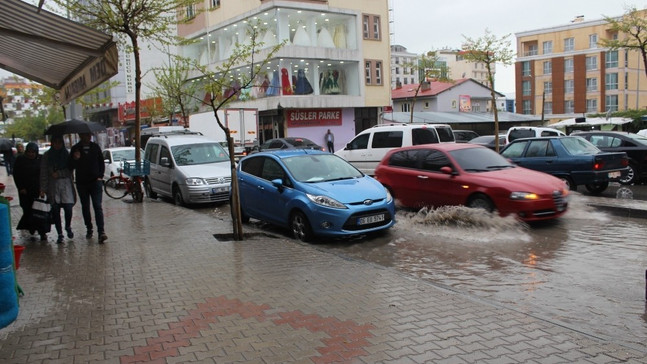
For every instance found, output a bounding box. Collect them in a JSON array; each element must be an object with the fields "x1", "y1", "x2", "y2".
[
  {"x1": 515, "y1": 12, "x2": 647, "y2": 119},
  {"x1": 436, "y1": 49, "x2": 492, "y2": 87},
  {"x1": 391, "y1": 45, "x2": 419, "y2": 89},
  {"x1": 176, "y1": 0, "x2": 391, "y2": 151}
]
